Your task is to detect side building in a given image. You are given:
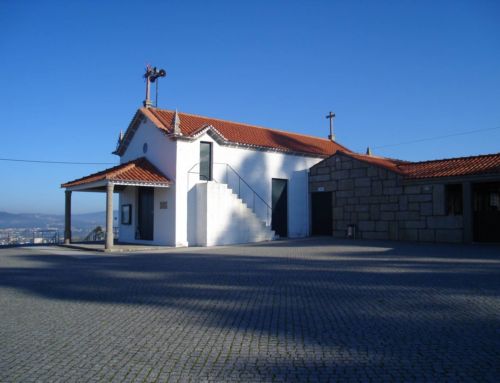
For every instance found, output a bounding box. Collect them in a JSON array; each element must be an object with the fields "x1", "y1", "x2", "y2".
[{"x1": 309, "y1": 151, "x2": 500, "y2": 243}]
